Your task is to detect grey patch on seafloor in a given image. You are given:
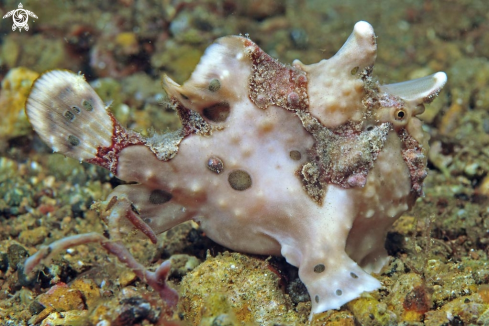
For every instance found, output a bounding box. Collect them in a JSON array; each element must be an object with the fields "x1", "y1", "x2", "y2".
[
  {"x1": 203, "y1": 102, "x2": 230, "y2": 122},
  {"x1": 149, "y1": 189, "x2": 173, "y2": 205},
  {"x1": 315, "y1": 295, "x2": 319, "y2": 303},
  {"x1": 67, "y1": 135, "x2": 80, "y2": 147},
  {"x1": 228, "y1": 170, "x2": 252, "y2": 191},
  {"x1": 336, "y1": 289, "x2": 342, "y2": 296},
  {"x1": 208, "y1": 79, "x2": 221, "y2": 92}
]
